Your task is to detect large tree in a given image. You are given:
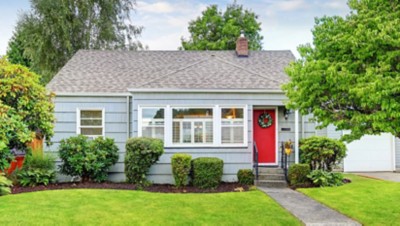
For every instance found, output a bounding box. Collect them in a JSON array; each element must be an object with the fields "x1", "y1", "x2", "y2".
[
  {"x1": 9, "y1": 0, "x2": 143, "y2": 84},
  {"x1": 181, "y1": 2, "x2": 263, "y2": 50},
  {"x1": 283, "y1": 0, "x2": 400, "y2": 141}
]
